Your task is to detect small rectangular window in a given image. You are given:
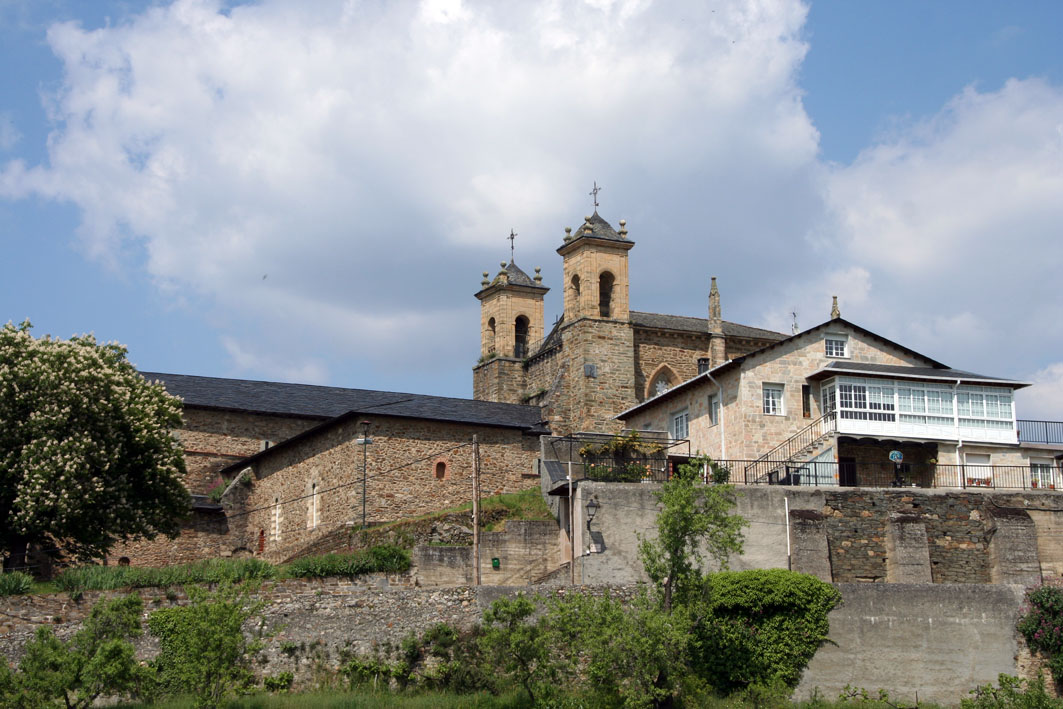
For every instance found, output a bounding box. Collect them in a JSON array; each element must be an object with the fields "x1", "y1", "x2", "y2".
[
  {"x1": 825, "y1": 335, "x2": 848, "y2": 358},
  {"x1": 671, "y1": 409, "x2": 690, "y2": 439},
  {"x1": 801, "y1": 385, "x2": 812, "y2": 418},
  {"x1": 708, "y1": 394, "x2": 720, "y2": 426},
  {"x1": 763, "y1": 384, "x2": 784, "y2": 416}
]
